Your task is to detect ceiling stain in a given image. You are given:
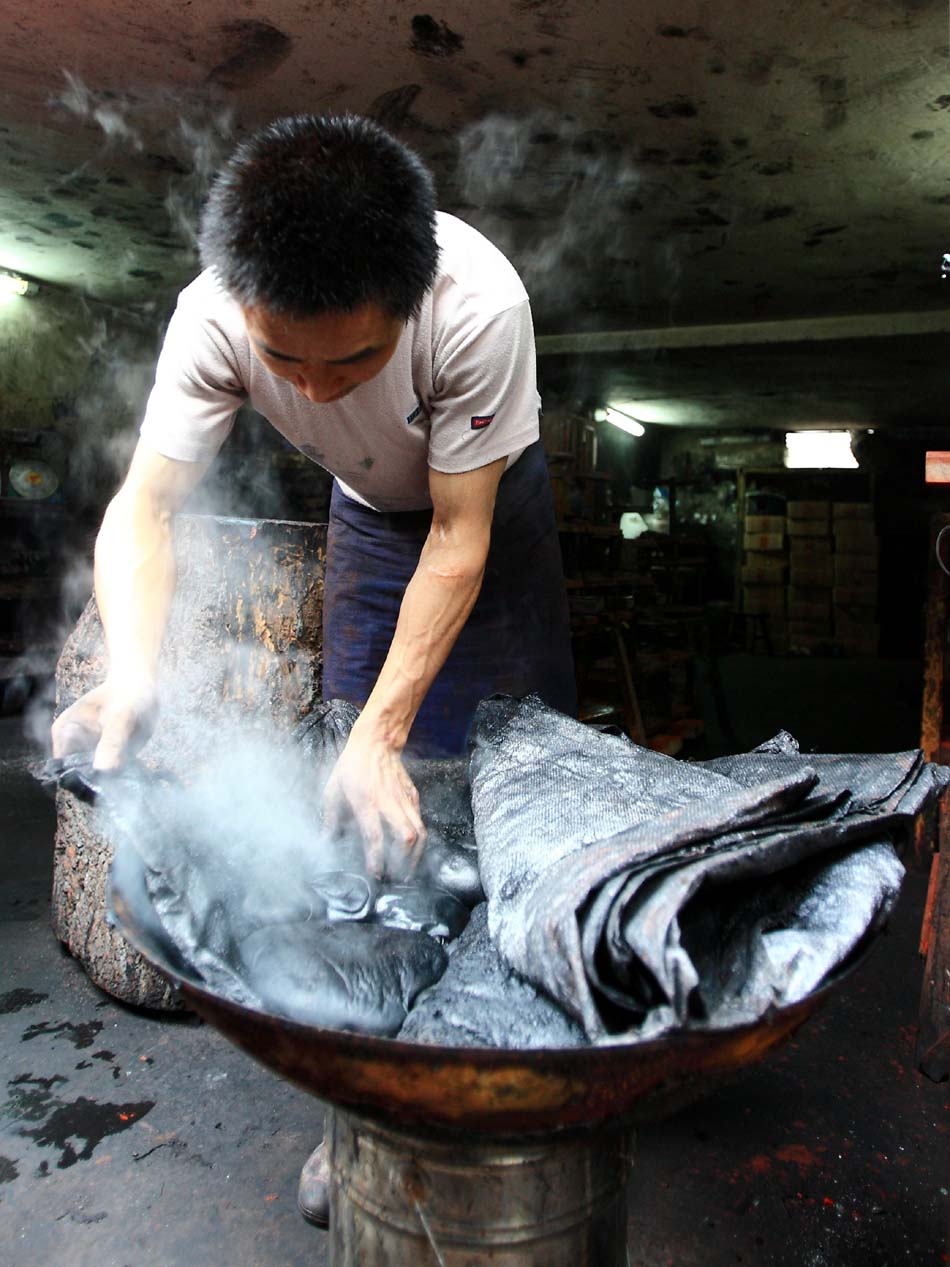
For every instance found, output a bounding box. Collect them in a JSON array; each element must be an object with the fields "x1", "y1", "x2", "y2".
[
  {"x1": 755, "y1": 159, "x2": 794, "y2": 176},
  {"x1": 648, "y1": 99, "x2": 699, "y2": 120},
  {"x1": 369, "y1": 84, "x2": 424, "y2": 131},
  {"x1": 742, "y1": 49, "x2": 802, "y2": 87},
  {"x1": 761, "y1": 204, "x2": 796, "y2": 221},
  {"x1": 817, "y1": 75, "x2": 849, "y2": 130},
  {"x1": 410, "y1": 15, "x2": 464, "y2": 58},
  {"x1": 803, "y1": 223, "x2": 849, "y2": 246},
  {"x1": 657, "y1": 24, "x2": 711, "y2": 41},
  {"x1": 44, "y1": 212, "x2": 84, "y2": 229},
  {"x1": 207, "y1": 20, "x2": 293, "y2": 89}
]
